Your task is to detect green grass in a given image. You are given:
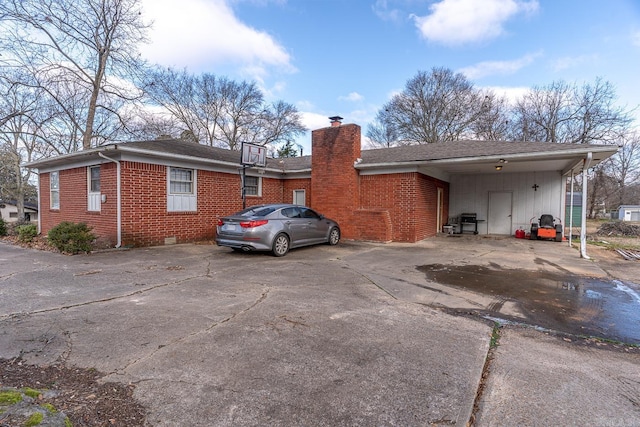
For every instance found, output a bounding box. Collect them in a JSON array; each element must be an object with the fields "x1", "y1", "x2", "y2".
[
  {"x1": 582, "y1": 239, "x2": 640, "y2": 251},
  {"x1": 42, "y1": 402, "x2": 57, "y2": 413},
  {"x1": 489, "y1": 322, "x2": 501, "y2": 349},
  {"x1": 0, "y1": 390, "x2": 23, "y2": 405},
  {"x1": 25, "y1": 411, "x2": 44, "y2": 426},
  {"x1": 22, "y1": 387, "x2": 42, "y2": 399}
]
